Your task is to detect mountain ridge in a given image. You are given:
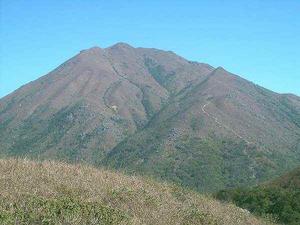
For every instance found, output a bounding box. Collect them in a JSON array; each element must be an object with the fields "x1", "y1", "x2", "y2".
[{"x1": 0, "y1": 43, "x2": 299, "y2": 192}]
